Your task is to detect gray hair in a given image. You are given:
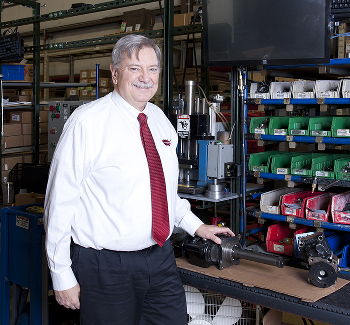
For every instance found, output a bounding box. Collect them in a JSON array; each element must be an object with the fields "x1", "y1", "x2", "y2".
[{"x1": 111, "y1": 34, "x2": 161, "y2": 70}]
